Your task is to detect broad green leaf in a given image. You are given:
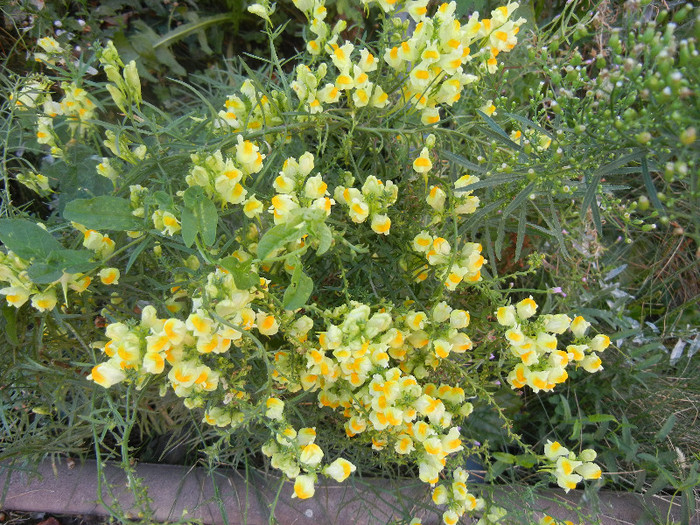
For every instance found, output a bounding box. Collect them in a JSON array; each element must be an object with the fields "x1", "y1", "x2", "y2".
[
  {"x1": 492, "y1": 452, "x2": 516, "y2": 464},
  {"x1": 27, "y1": 249, "x2": 95, "y2": 284},
  {"x1": 2, "y1": 305, "x2": 19, "y2": 346},
  {"x1": 183, "y1": 187, "x2": 218, "y2": 246},
  {"x1": 218, "y1": 257, "x2": 259, "y2": 289},
  {"x1": 152, "y1": 191, "x2": 174, "y2": 209},
  {"x1": 0, "y1": 219, "x2": 62, "y2": 259},
  {"x1": 585, "y1": 414, "x2": 618, "y2": 424},
  {"x1": 654, "y1": 414, "x2": 676, "y2": 443},
  {"x1": 308, "y1": 221, "x2": 333, "y2": 256},
  {"x1": 180, "y1": 207, "x2": 197, "y2": 248},
  {"x1": 63, "y1": 196, "x2": 143, "y2": 231},
  {"x1": 515, "y1": 454, "x2": 537, "y2": 468},
  {"x1": 283, "y1": 263, "x2": 313, "y2": 311},
  {"x1": 257, "y1": 222, "x2": 307, "y2": 261}
]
